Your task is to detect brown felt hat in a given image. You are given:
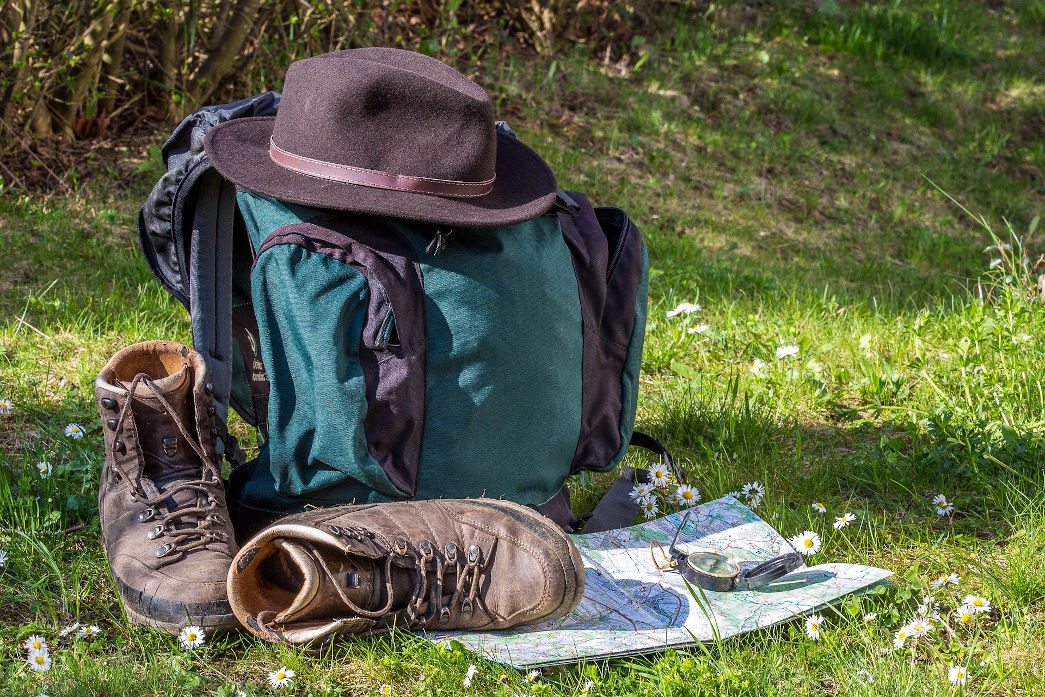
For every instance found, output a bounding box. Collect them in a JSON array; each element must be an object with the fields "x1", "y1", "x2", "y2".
[{"x1": 204, "y1": 48, "x2": 558, "y2": 228}]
